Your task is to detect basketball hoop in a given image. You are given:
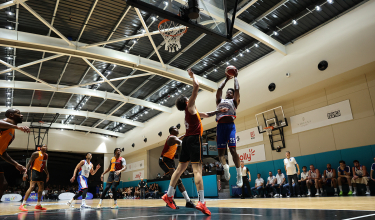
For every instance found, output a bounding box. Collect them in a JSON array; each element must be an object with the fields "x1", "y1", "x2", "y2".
[
  {"x1": 264, "y1": 126, "x2": 274, "y2": 136},
  {"x1": 38, "y1": 121, "x2": 44, "y2": 125},
  {"x1": 158, "y1": 19, "x2": 187, "y2": 52}
]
